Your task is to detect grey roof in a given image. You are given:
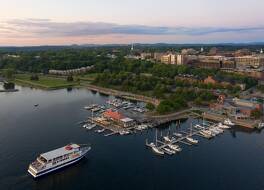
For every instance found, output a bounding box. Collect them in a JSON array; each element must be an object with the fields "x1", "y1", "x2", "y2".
[
  {"x1": 121, "y1": 118, "x2": 134, "y2": 123},
  {"x1": 40, "y1": 144, "x2": 79, "y2": 161}
]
